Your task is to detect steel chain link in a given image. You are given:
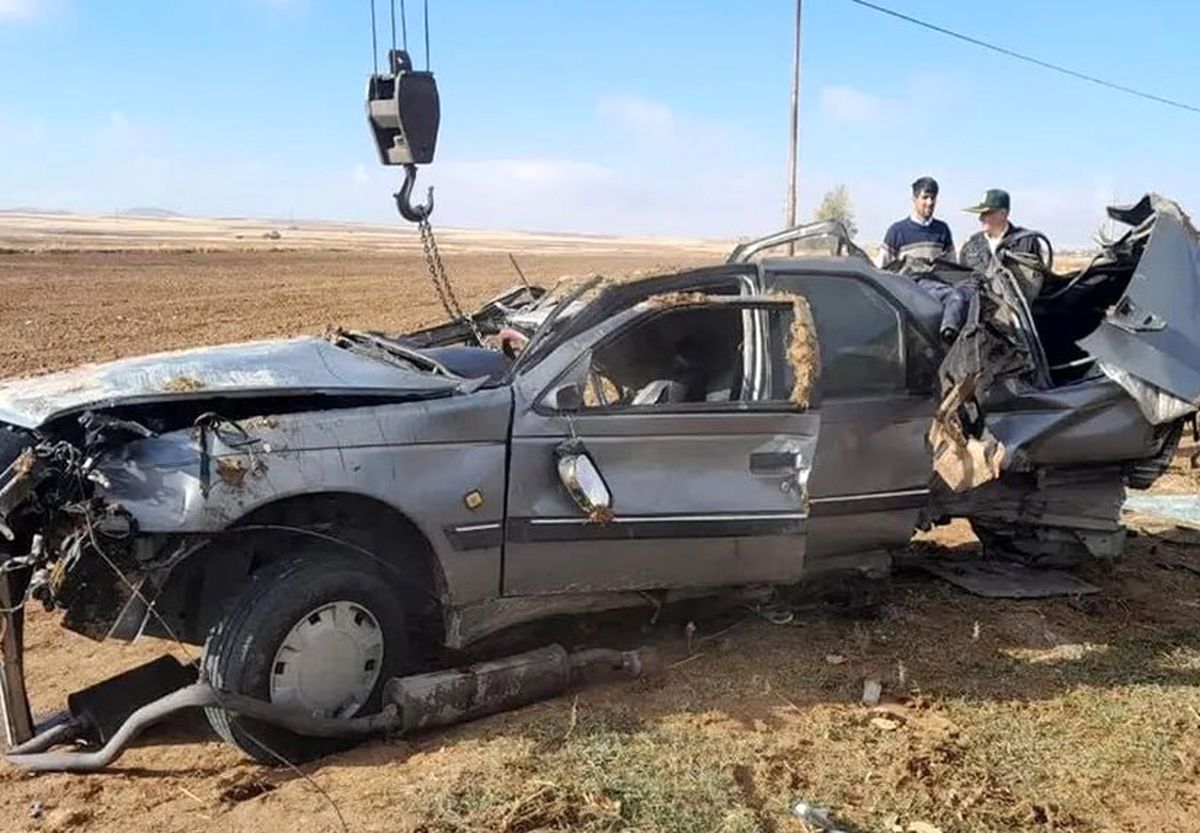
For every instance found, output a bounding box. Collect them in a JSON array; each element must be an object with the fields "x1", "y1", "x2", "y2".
[{"x1": 417, "y1": 216, "x2": 482, "y2": 344}]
